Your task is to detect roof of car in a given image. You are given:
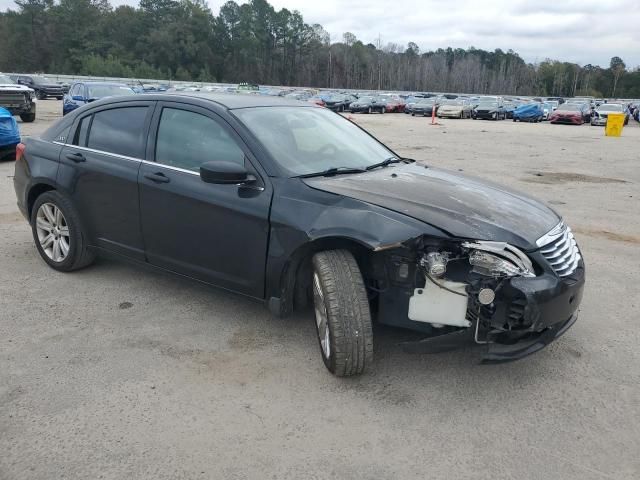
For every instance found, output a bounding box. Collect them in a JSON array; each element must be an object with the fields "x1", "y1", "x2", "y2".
[{"x1": 162, "y1": 92, "x2": 311, "y2": 109}]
